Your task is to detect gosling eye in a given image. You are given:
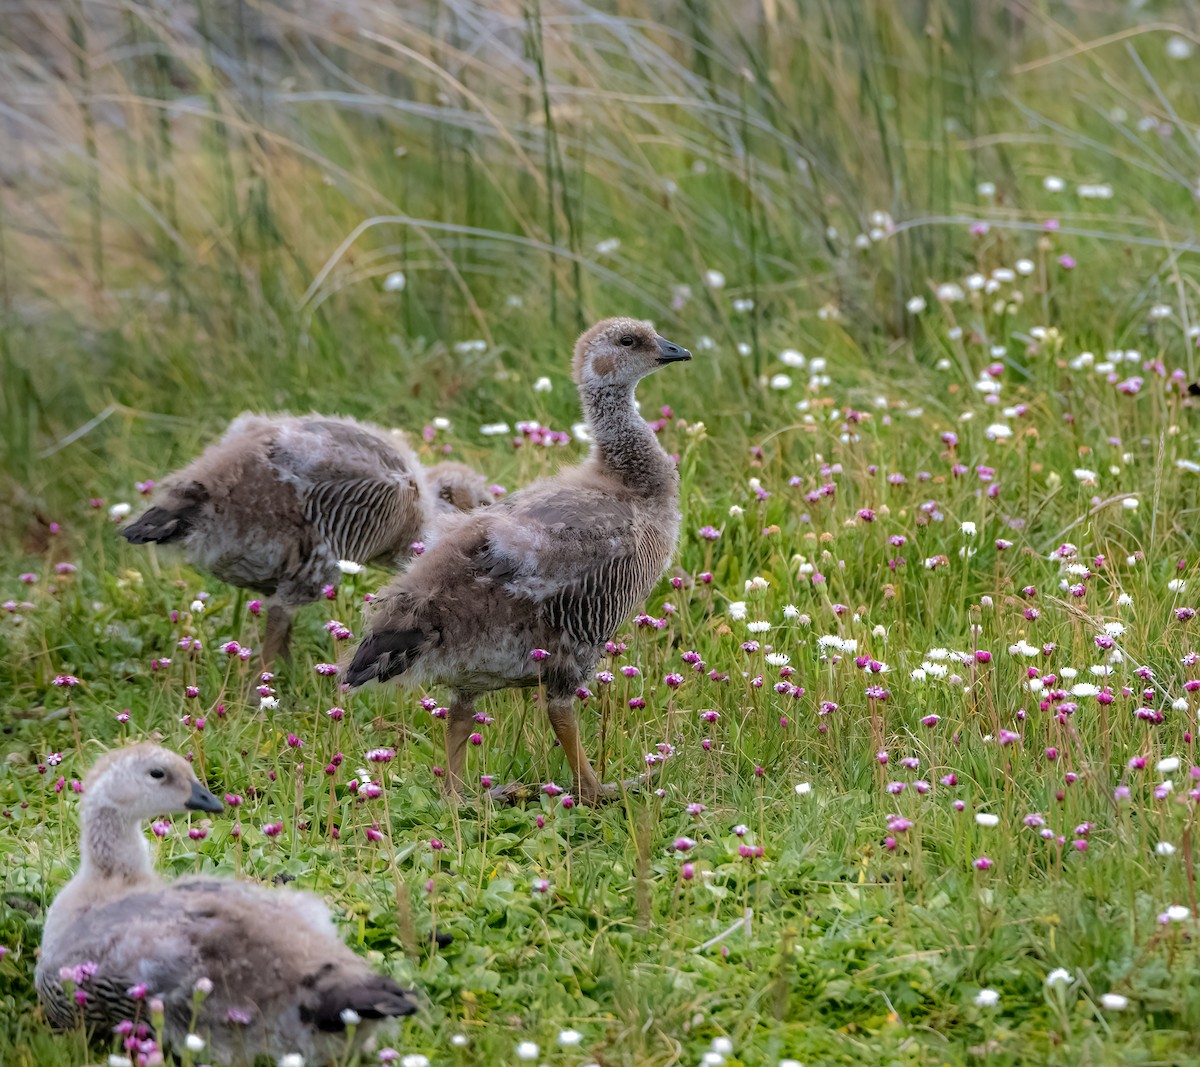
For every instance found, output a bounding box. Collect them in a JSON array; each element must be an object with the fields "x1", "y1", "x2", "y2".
[
  {"x1": 619, "y1": 334, "x2": 635, "y2": 347},
  {"x1": 149, "y1": 768, "x2": 166, "y2": 780}
]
